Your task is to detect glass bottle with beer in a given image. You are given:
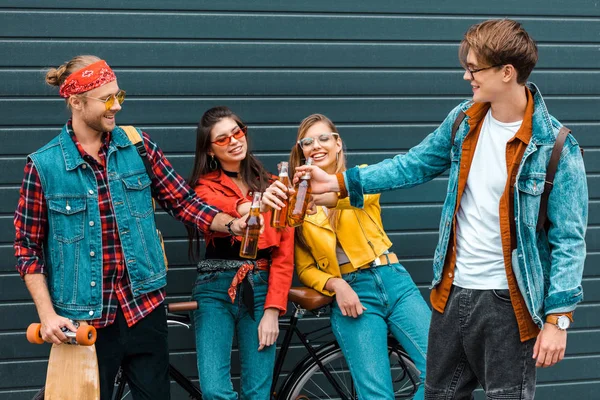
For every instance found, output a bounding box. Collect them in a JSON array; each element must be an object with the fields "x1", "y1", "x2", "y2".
[
  {"x1": 287, "y1": 157, "x2": 313, "y2": 227},
  {"x1": 270, "y1": 162, "x2": 291, "y2": 228},
  {"x1": 239, "y1": 192, "x2": 262, "y2": 259}
]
